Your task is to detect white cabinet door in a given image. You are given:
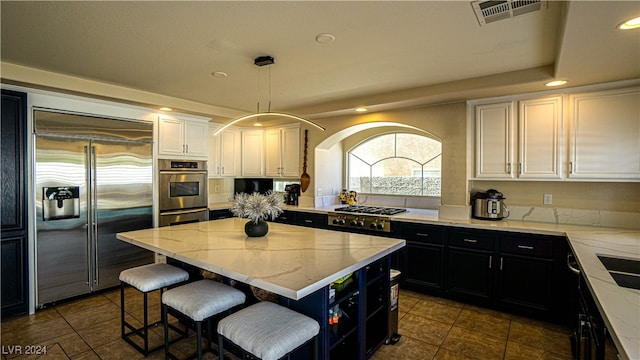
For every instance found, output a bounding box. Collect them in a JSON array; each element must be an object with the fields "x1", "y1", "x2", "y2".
[
  {"x1": 158, "y1": 117, "x2": 185, "y2": 156},
  {"x1": 569, "y1": 87, "x2": 640, "y2": 180},
  {"x1": 159, "y1": 116, "x2": 208, "y2": 159},
  {"x1": 518, "y1": 96, "x2": 563, "y2": 179},
  {"x1": 475, "y1": 102, "x2": 515, "y2": 178},
  {"x1": 280, "y1": 127, "x2": 300, "y2": 177},
  {"x1": 241, "y1": 130, "x2": 264, "y2": 176},
  {"x1": 265, "y1": 129, "x2": 282, "y2": 177},
  {"x1": 265, "y1": 127, "x2": 300, "y2": 177},
  {"x1": 184, "y1": 120, "x2": 208, "y2": 157},
  {"x1": 220, "y1": 129, "x2": 240, "y2": 177},
  {"x1": 208, "y1": 125, "x2": 221, "y2": 177}
]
